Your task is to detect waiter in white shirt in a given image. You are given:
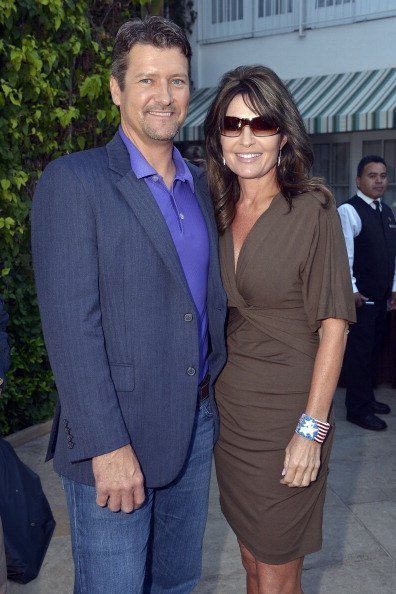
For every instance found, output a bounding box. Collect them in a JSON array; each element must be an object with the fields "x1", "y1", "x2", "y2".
[{"x1": 338, "y1": 155, "x2": 396, "y2": 431}]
